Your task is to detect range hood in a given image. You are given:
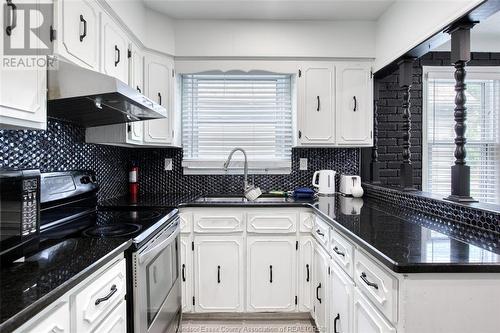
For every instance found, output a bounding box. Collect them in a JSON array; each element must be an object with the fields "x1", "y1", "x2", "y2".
[{"x1": 47, "y1": 59, "x2": 167, "y2": 127}]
